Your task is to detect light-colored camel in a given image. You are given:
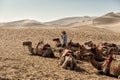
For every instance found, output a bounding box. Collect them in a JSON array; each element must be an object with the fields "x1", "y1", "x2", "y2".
[
  {"x1": 23, "y1": 41, "x2": 55, "y2": 58},
  {"x1": 84, "y1": 49, "x2": 120, "y2": 79},
  {"x1": 59, "y1": 49, "x2": 77, "y2": 70}
]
